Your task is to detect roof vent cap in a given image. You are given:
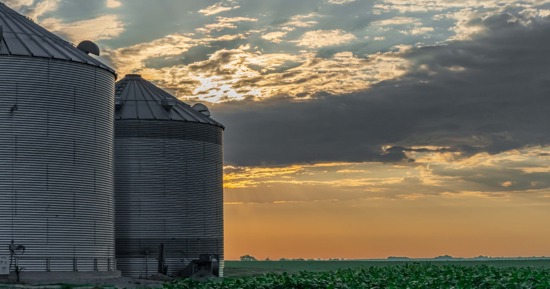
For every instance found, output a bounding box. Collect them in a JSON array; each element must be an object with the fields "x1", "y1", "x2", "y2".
[
  {"x1": 192, "y1": 103, "x2": 211, "y2": 117},
  {"x1": 161, "y1": 98, "x2": 176, "y2": 111},
  {"x1": 77, "y1": 40, "x2": 100, "y2": 56}
]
